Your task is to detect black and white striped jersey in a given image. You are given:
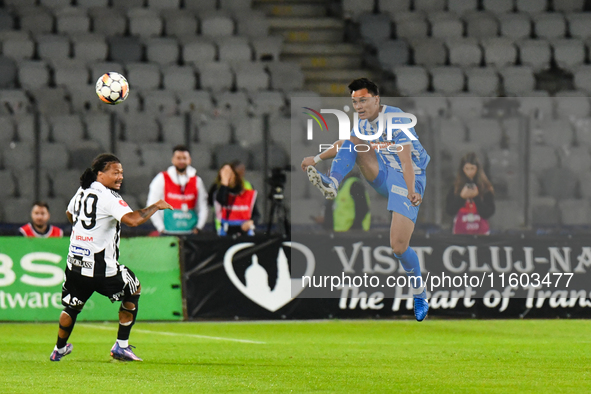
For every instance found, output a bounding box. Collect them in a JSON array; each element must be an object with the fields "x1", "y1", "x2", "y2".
[{"x1": 66, "y1": 181, "x2": 132, "y2": 278}]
